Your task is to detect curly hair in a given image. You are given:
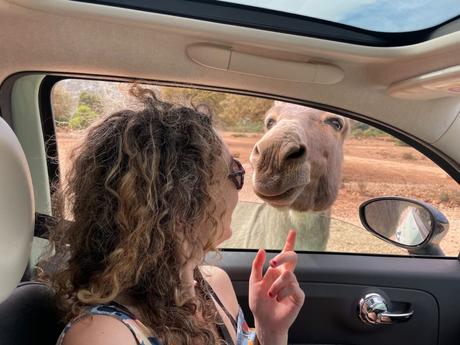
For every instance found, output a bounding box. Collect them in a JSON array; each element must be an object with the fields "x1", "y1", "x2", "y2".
[{"x1": 40, "y1": 86, "x2": 230, "y2": 344}]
